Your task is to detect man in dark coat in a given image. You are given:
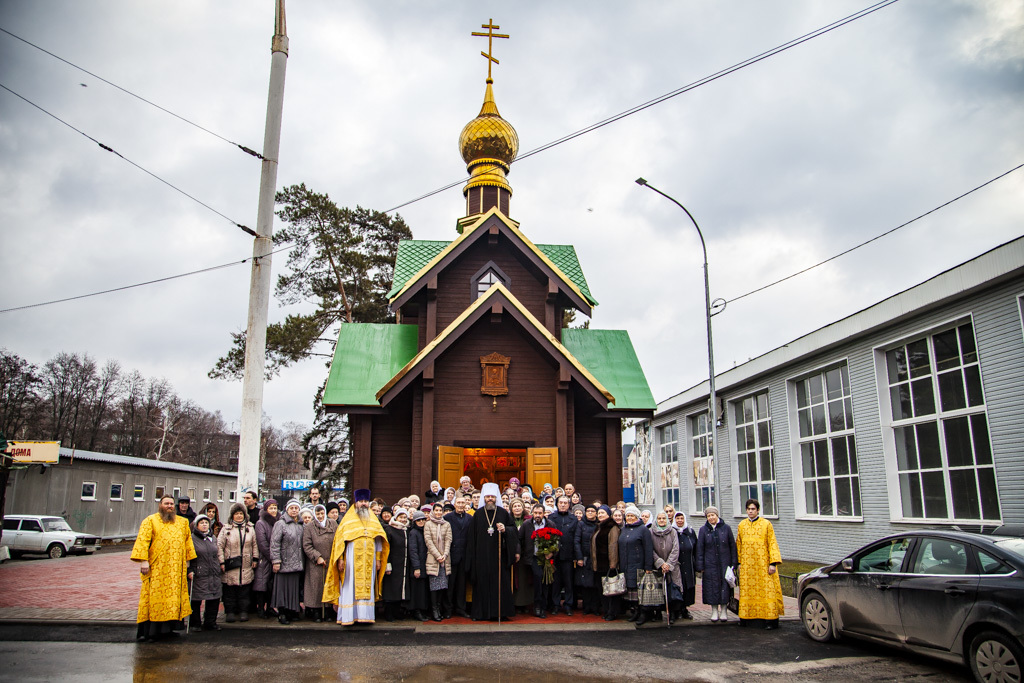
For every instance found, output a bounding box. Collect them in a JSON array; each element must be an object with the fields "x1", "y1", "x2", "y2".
[
  {"x1": 407, "y1": 510, "x2": 430, "y2": 621},
  {"x1": 519, "y1": 503, "x2": 553, "y2": 618},
  {"x1": 547, "y1": 495, "x2": 578, "y2": 615},
  {"x1": 242, "y1": 489, "x2": 261, "y2": 525},
  {"x1": 465, "y1": 483, "x2": 519, "y2": 621},
  {"x1": 443, "y1": 495, "x2": 473, "y2": 618},
  {"x1": 176, "y1": 497, "x2": 197, "y2": 523}
]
